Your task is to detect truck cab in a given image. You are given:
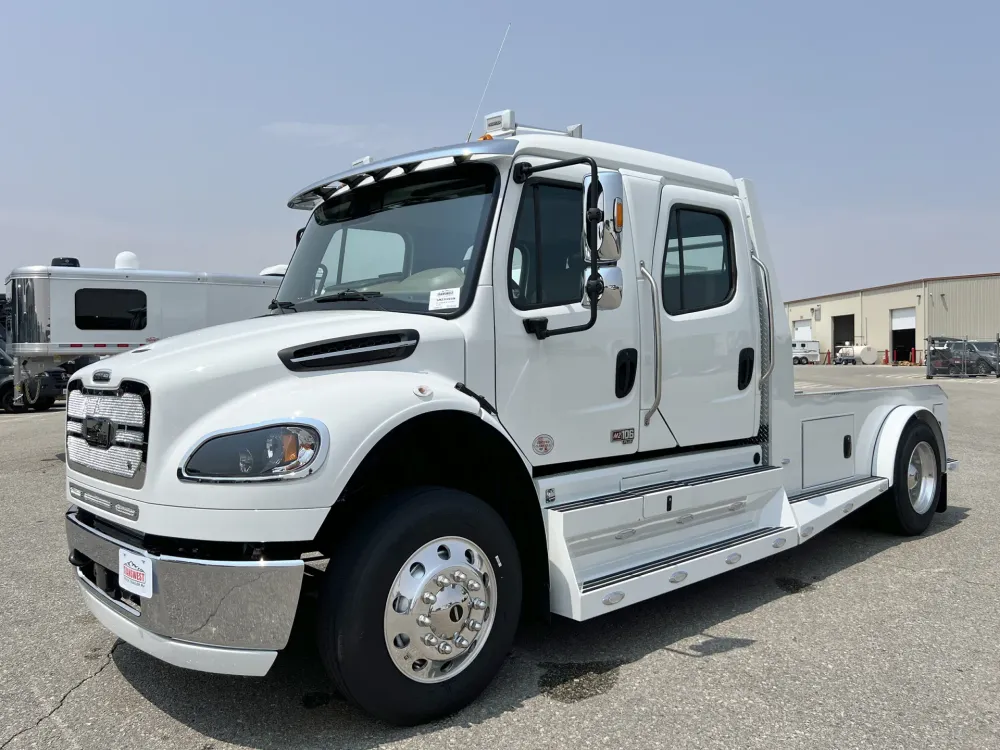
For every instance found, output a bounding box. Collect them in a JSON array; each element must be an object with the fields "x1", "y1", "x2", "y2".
[{"x1": 62, "y1": 111, "x2": 956, "y2": 726}]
